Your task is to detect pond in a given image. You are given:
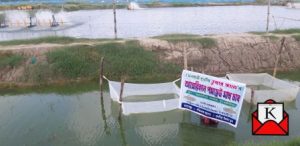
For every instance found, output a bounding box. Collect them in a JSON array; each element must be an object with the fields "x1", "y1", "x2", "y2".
[
  {"x1": 0, "y1": 6, "x2": 300, "y2": 41},
  {"x1": 0, "y1": 83, "x2": 299, "y2": 146}
]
